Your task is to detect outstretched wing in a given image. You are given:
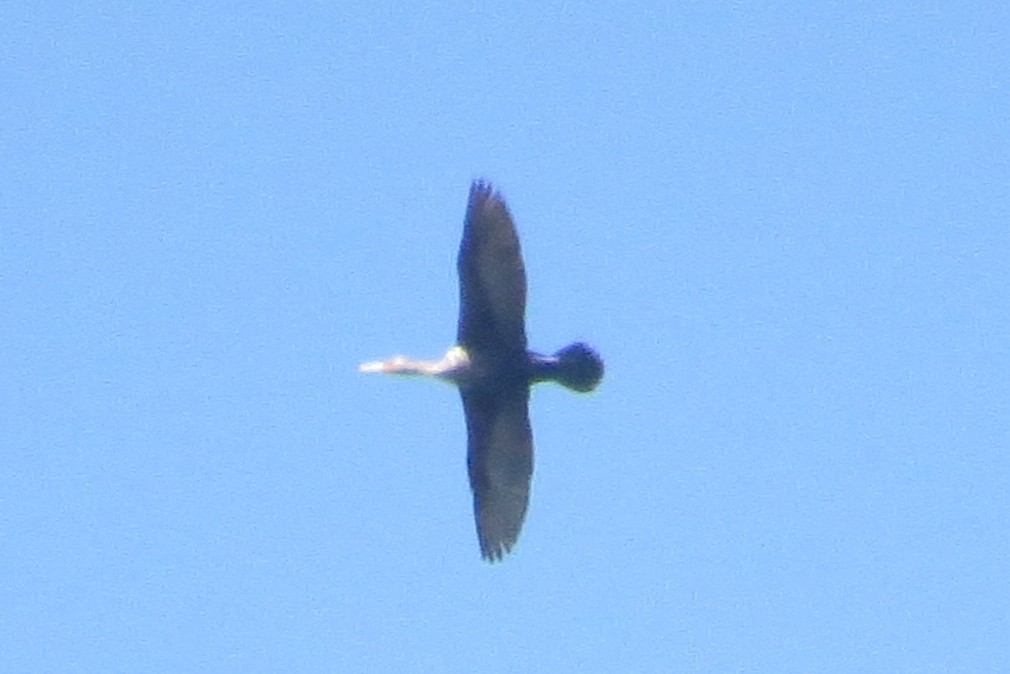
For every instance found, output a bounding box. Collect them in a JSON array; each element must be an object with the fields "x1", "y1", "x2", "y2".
[
  {"x1": 461, "y1": 386, "x2": 533, "y2": 562},
  {"x1": 457, "y1": 181, "x2": 528, "y2": 354}
]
